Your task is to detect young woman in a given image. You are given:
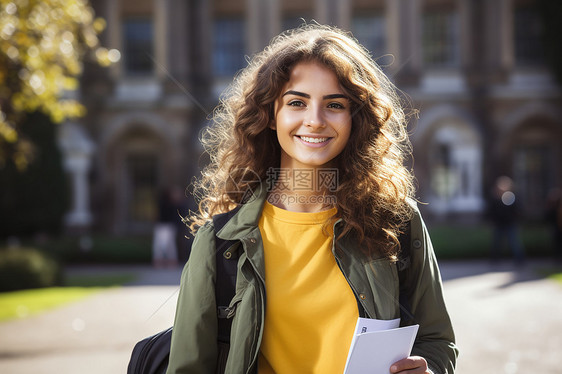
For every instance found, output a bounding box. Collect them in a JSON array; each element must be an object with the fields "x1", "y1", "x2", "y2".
[{"x1": 167, "y1": 24, "x2": 458, "y2": 374}]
